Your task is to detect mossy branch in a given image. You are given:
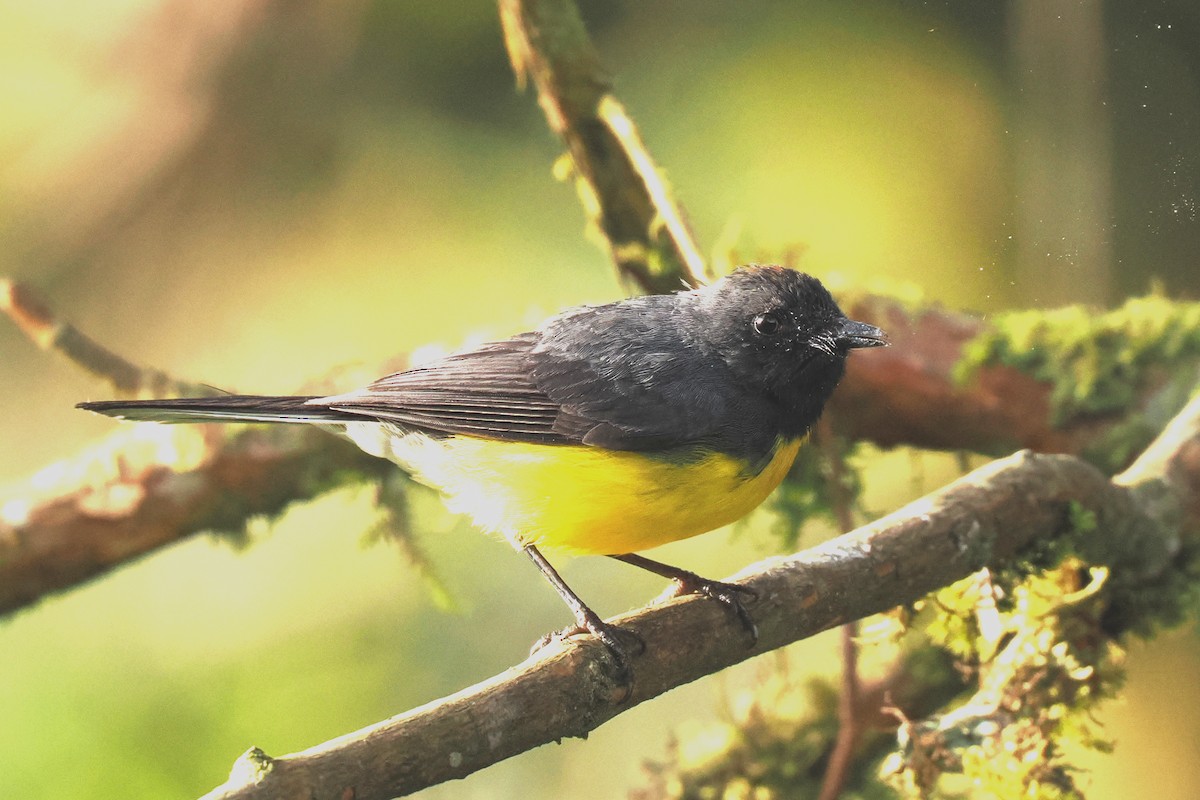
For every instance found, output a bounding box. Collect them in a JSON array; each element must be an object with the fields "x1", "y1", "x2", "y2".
[
  {"x1": 0, "y1": 418, "x2": 393, "y2": 616},
  {"x1": 834, "y1": 292, "x2": 1200, "y2": 473}
]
